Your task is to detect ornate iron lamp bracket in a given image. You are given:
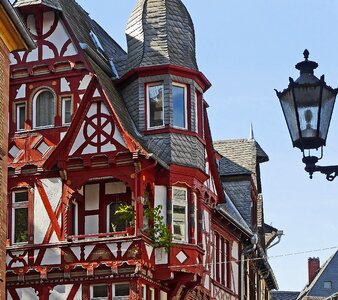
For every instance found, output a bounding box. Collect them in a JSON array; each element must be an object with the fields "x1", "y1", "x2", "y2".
[{"x1": 302, "y1": 156, "x2": 338, "y2": 181}]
